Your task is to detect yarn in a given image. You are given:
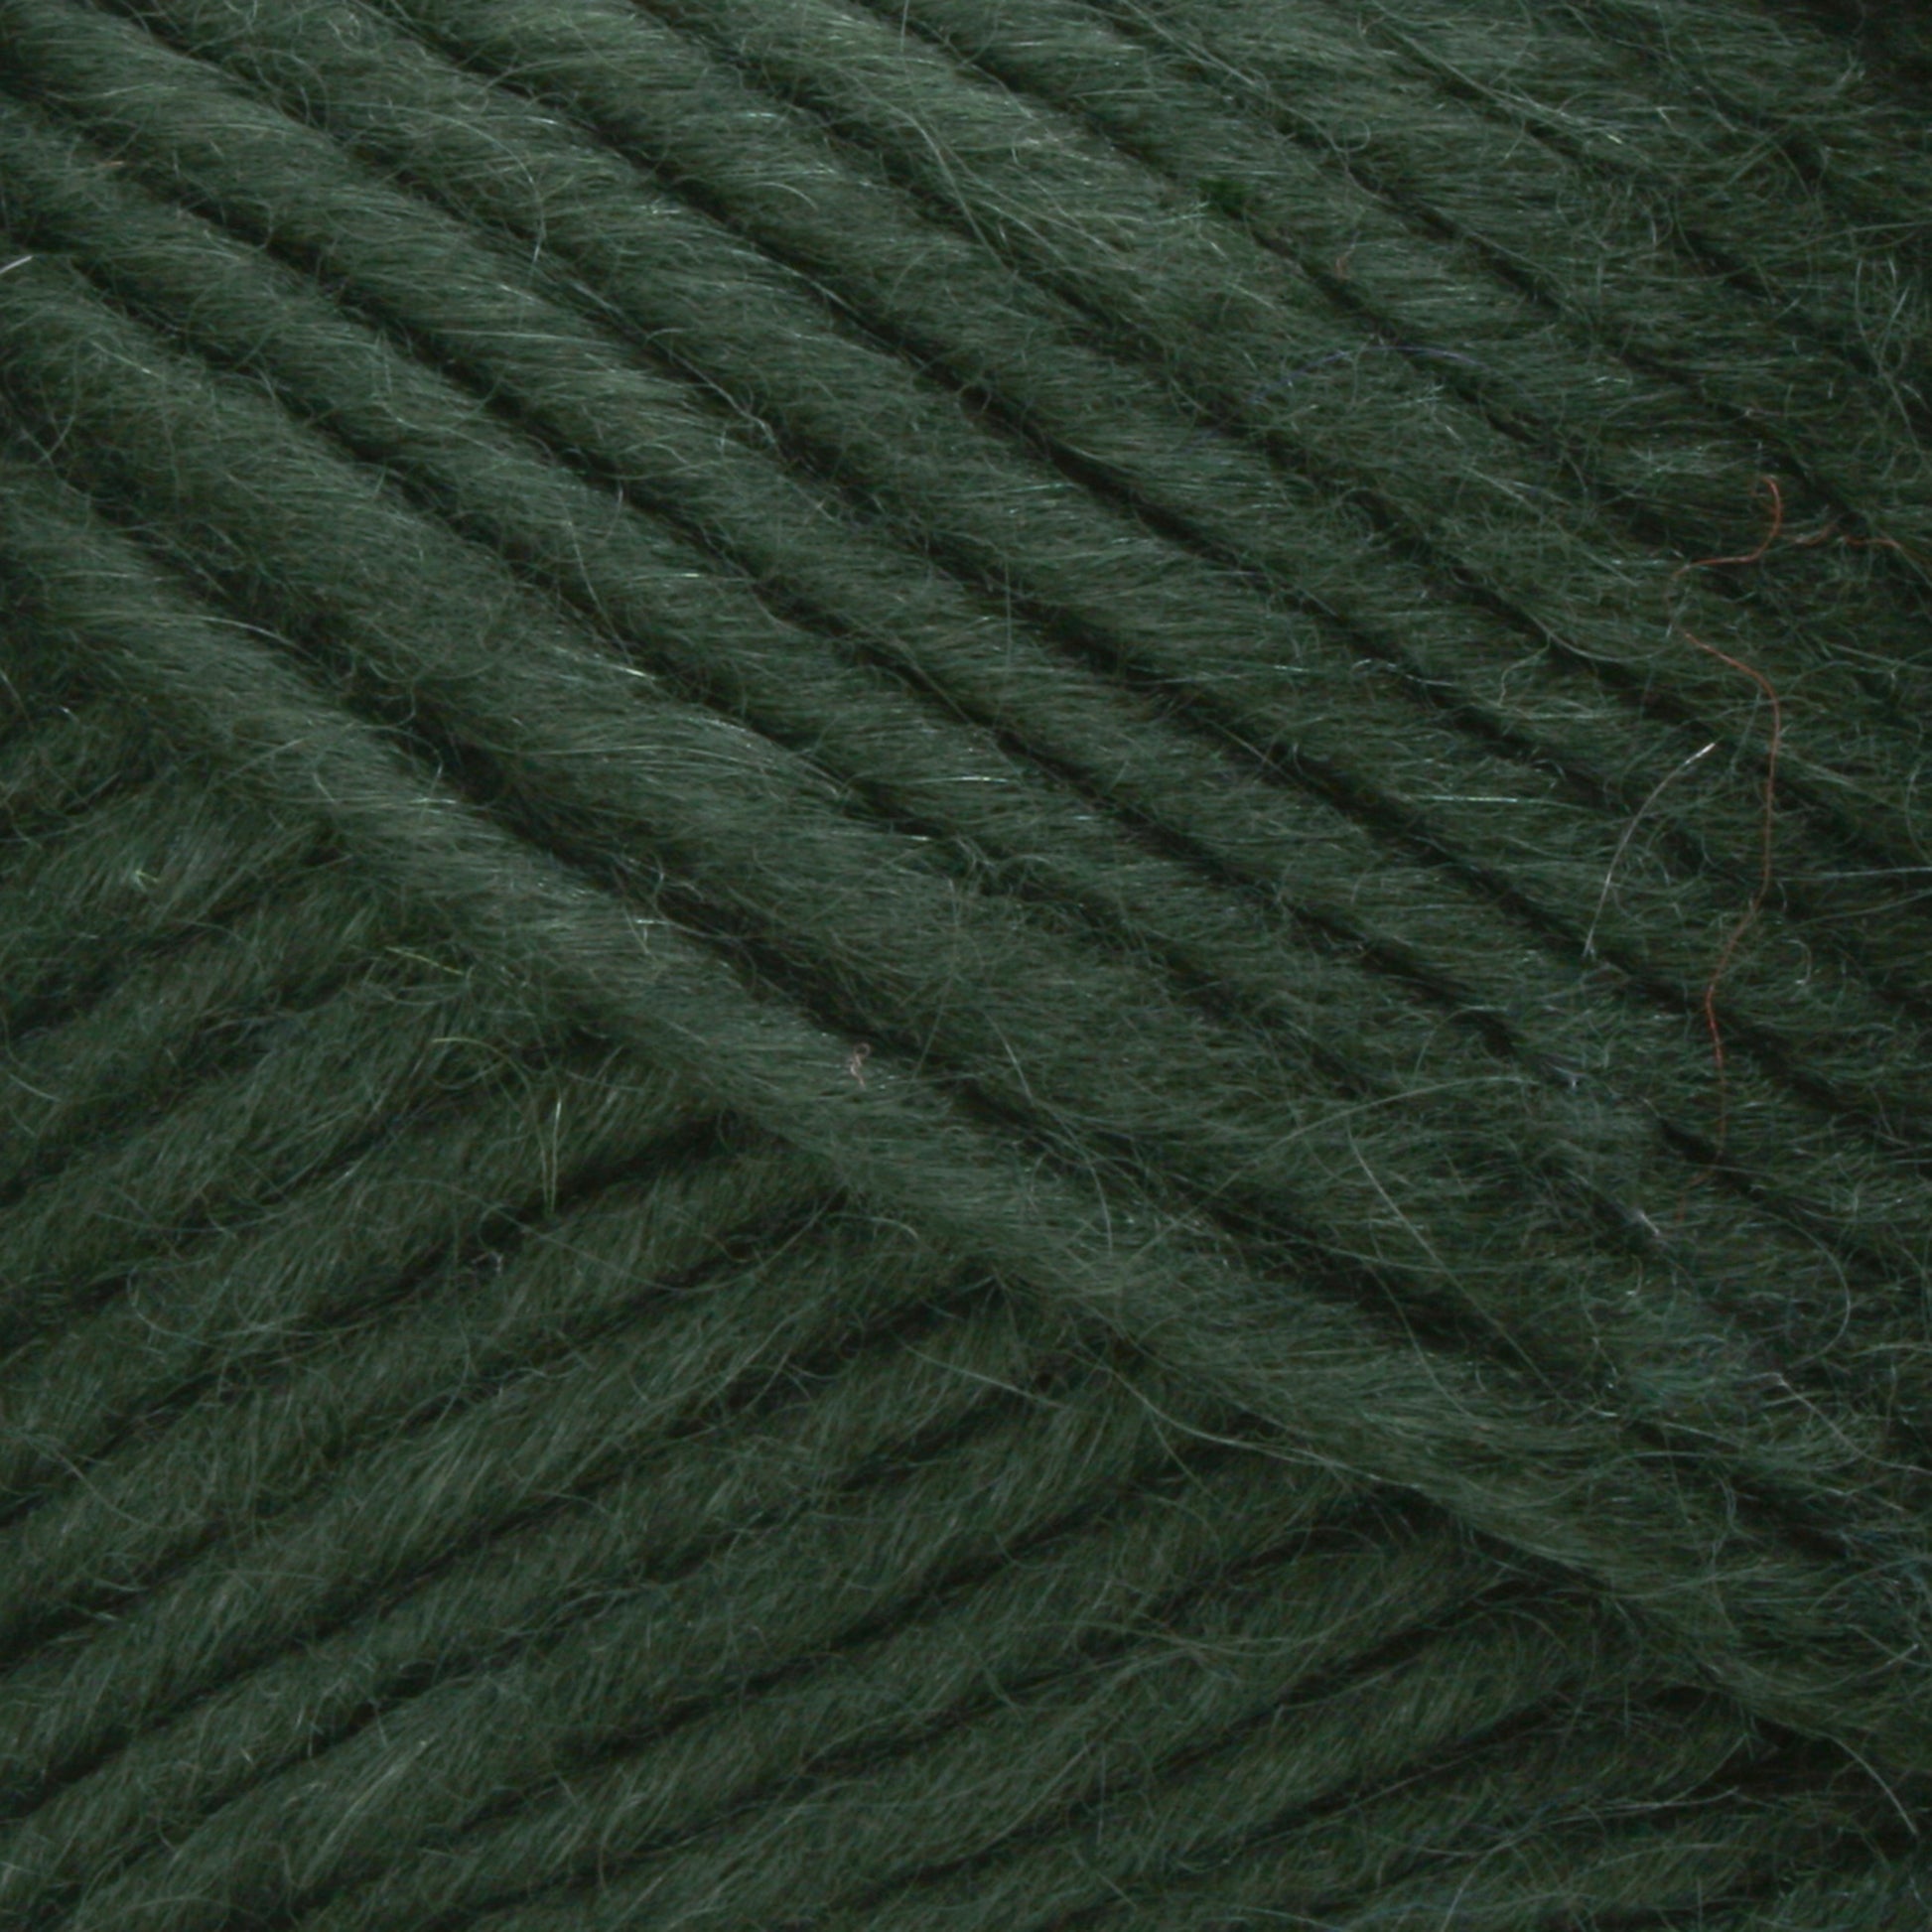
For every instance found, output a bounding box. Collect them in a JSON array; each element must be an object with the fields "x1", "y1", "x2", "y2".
[{"x1": 3, "y1": 0, "x2": 1931, "y2": 1924}]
